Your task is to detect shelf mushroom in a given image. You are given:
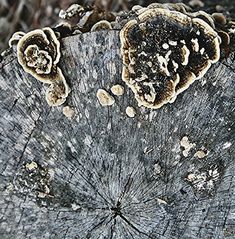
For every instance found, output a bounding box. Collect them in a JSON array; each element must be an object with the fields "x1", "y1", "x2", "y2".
[
  {"x1": 120, "y1": 5, "x2": 221, "y2": 109},
  {"x1": 17, "y1": 27, "x2": 70, "y2": 106}
]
